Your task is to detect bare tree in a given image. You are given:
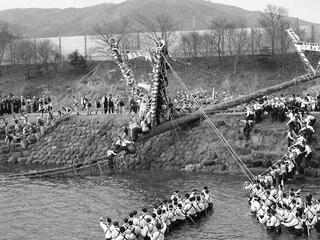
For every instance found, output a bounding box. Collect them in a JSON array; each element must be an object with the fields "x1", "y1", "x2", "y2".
[
  {"x1": 190, "y1": 31, "x2": 202, "y2": 60},
  {"x1": 294, "y1": 18, "x2": 306, "y2": 41},
  {"x1": 310, "y1": 25, "x2": 316, "y2": 42},
  {"x1": 251, "y1": 27, "x2": 264, "y2": 54},
  {"x1": 36, "y1": 39, "x2": 59, "y2": 72},
  {"x1": 201, "y1": 32, "x2": 216, "y2": 68},
  {"x1": 277, "y1": 20, "x2": 291, "y2": 54},
  {"x1": 14, "y1": 40, "x2": 36, "y2": 79},
  {"x1": 259, "y1": 4, "x2": 288, "y2": 55},
  {"x1": 180, "y1": 31, "x2": 202, "y2": 63},
  {"x1": 180, "y1": 32, "x2": 193, "y2": 61},
  {"x1": 209, "y1": 18, "x2": 229, "y2": 70},
  {"x1": 0, "y1": 22, "x2": 15, "y2": 76},
  {"x1": 226, "y1": 20, "x2": 250, "y2": 75},
  {"x1": 134, "y1": 13, "x2": 177, "y2": 50},
  {"x1": 95, "y1": 17, "x2": 130, "y2": 52}
]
